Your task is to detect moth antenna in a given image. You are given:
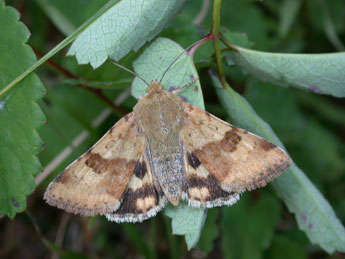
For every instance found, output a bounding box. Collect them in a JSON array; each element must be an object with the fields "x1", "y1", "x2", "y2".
[
  {"x1": 112, "y1": 61, "x2": 150, "y2": 86},
  {"x1": 159, "y1": 38, "x2": 207, "y2": 84},
  {"x1": 159, "y1": 50, "x2": 187, "y2": 84}
]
